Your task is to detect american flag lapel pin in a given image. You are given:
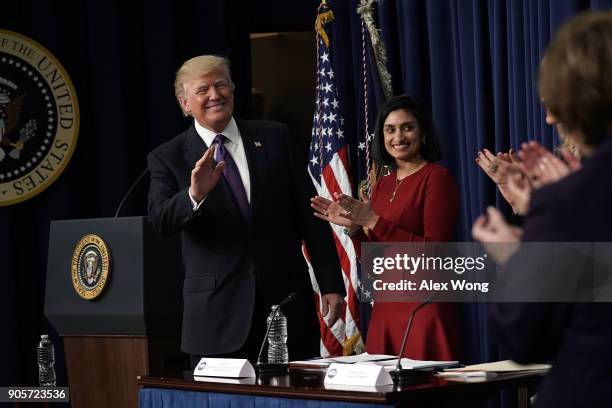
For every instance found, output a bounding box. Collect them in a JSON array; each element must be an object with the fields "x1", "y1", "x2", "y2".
[{"x1": 254, "y1": 141, "x2": 263, "y2": 148}]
